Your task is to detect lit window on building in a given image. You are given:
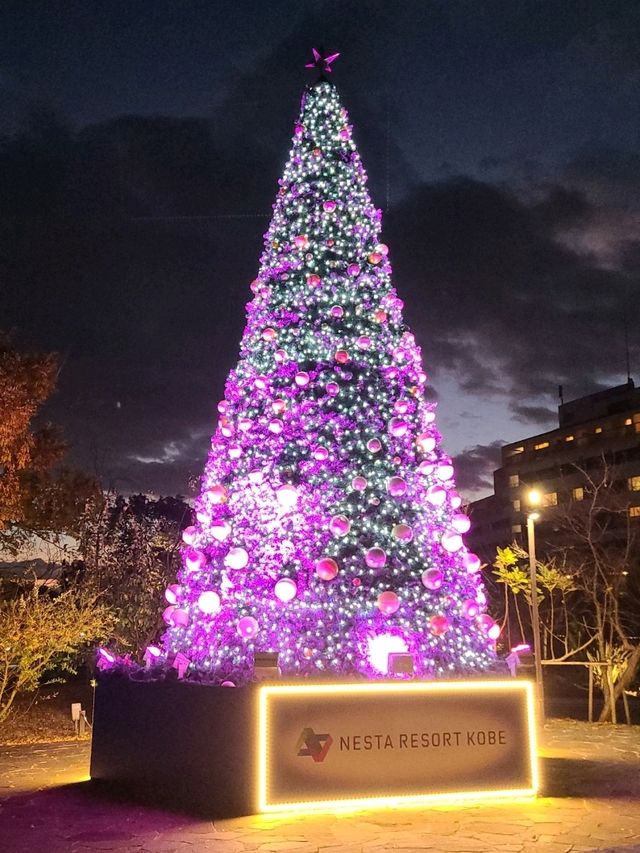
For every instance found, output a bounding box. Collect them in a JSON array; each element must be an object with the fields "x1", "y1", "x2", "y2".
[
  {"x1": 541, "y1": 492, "x2": 558, "y2": 507},
  {"x1": 512, "y1": 524, "x2": 522, "y2": 534},
  {"x1": 509, "y1": 474, "x2": 519, "y2": 488},
  {"x1": 565, "y1": 434, "x2": 574, "y2": 442},
  {"x1": 513, "y1": 499, "x2": 521, "y2": 512},
  {"x1": 625, "y1": 418, "x2": 633, "y2": 426},
  {"x1": 629, "y1": 506, "x2": 640, "y2": 519},
  {"x1": 628, "y1": 476, "x2": 640, "y2": 492},
  {"x1": 512, "y1": 446, "x2": 524, "y2": 455},
  {"x1": 634, "y1": 413, "x2": 640, "y2": 433},
  {"x1": 572, "y1": 487, "x2": 584, "y2": 501},
  {"x1": 534, "y1": 441, "x2": 550, "y2": 451},
  {"x1": 594, "y1": 426, "x2": 603, "y2": 434}
]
